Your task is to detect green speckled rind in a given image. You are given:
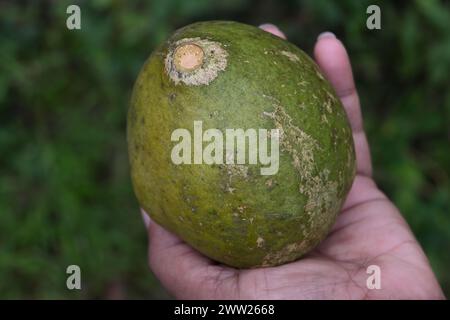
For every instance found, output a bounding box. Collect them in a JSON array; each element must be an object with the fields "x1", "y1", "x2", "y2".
[{"x1": 127, "y1": 21, "x2": 356, "y2": 268}]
